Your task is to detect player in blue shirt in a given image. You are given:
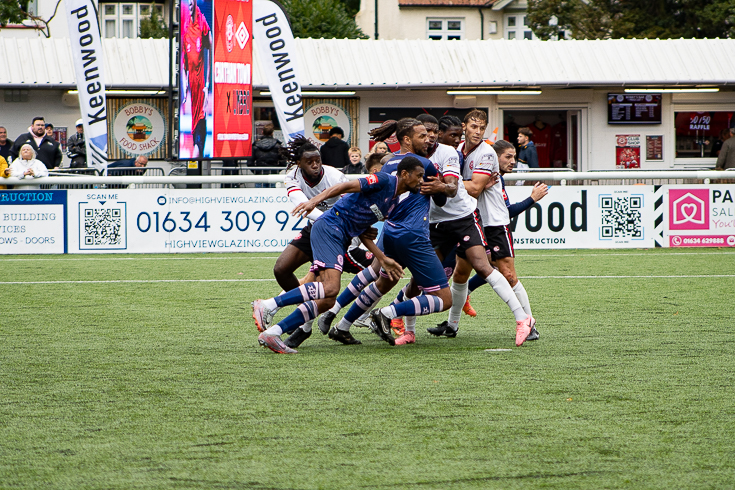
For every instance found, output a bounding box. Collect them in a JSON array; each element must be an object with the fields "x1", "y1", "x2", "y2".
[
  {"x1": 317, "y1": 118, "x2": 458, "y2": 346},
  {"x1": 252, "y1": 157, "x2": 426, "y2": 354}
]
